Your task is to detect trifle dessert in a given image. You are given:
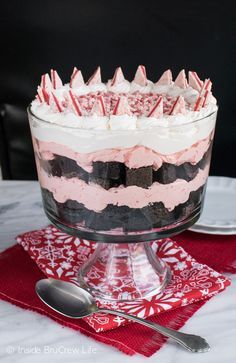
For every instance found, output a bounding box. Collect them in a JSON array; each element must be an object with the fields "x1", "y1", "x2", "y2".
[{"x1": 28, "y1": 66, "x2": 217, "y2": 241}]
